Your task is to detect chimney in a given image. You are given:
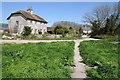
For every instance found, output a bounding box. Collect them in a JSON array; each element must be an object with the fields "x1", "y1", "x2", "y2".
[{"x1": 27, "y1": 7, "x2": 33, "y2": 14}]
